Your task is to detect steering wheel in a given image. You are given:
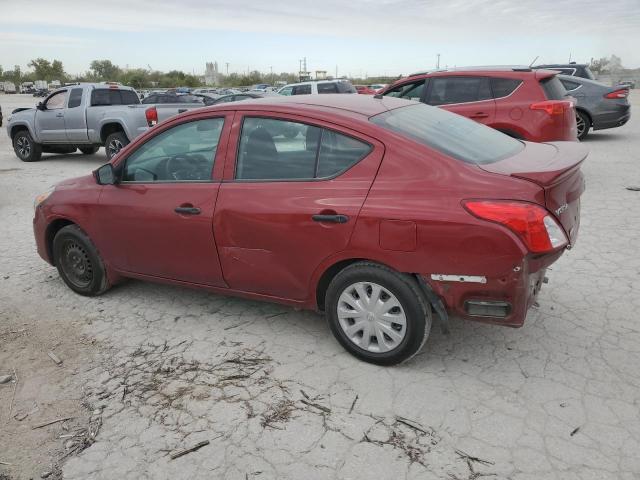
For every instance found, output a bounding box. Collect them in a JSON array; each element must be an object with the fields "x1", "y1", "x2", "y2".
[{"x1": 164, "y1": 154, "x2": 209, "y2": 181}]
